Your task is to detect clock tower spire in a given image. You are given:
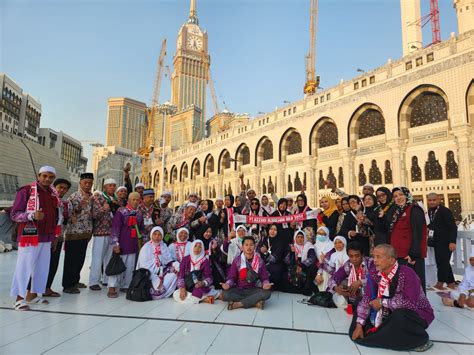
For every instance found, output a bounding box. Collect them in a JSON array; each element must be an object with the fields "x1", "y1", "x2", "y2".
[{"x1": 188, "y1": 0, "x2": 198, "y2": 24}]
